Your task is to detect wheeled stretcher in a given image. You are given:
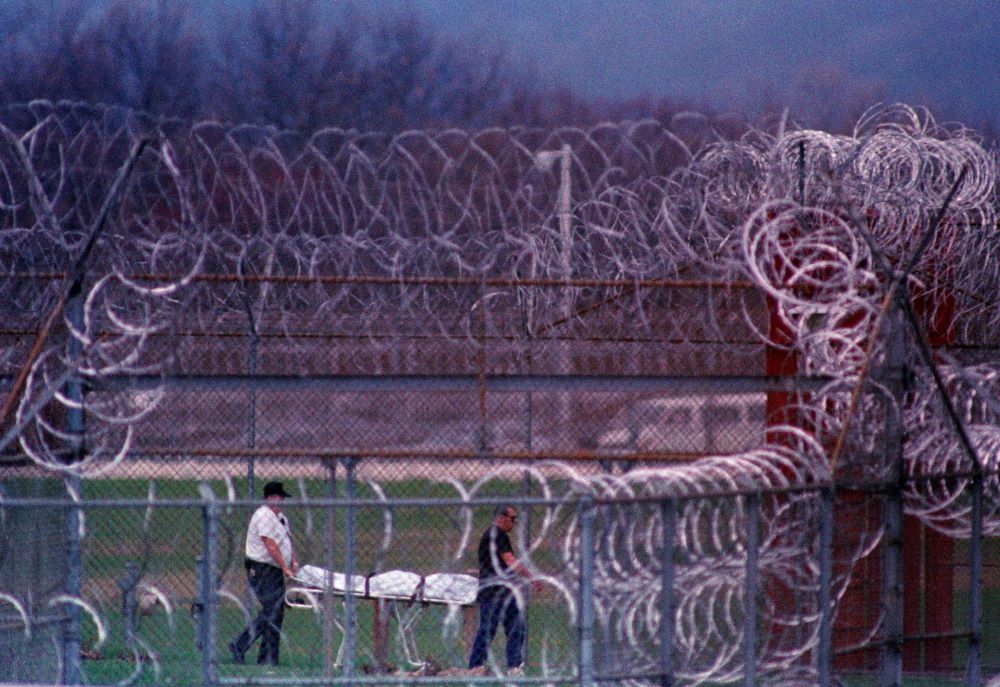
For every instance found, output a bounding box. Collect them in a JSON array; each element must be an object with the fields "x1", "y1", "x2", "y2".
[{"x1": 285, "y1": 565, "x2": 479, "y2": 667}]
